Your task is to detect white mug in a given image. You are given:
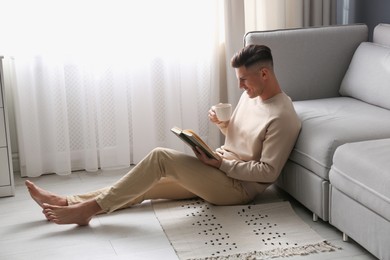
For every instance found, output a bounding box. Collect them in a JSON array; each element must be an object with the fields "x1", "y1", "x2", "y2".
[{"x1": 212, "y1": 103, "x2": 232, "y2": 122}]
